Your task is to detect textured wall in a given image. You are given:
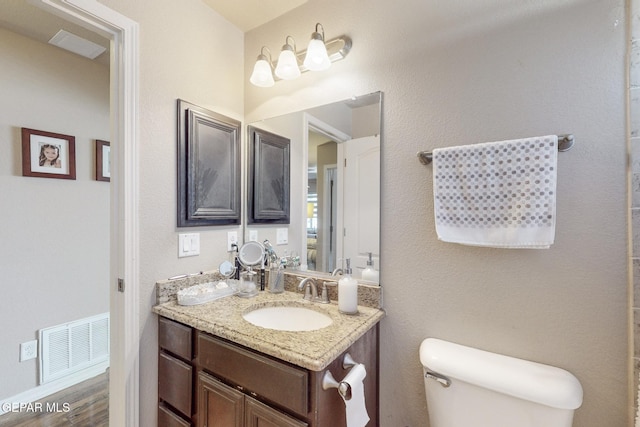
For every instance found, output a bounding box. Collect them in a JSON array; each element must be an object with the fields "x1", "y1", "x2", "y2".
[
  {"x1": 246, "y1": 0, "x2": 628, "y2": 425},
  {"x1": 630, "y1": 0, "x2": 640, "y2": 424},
  {"x1": 96, "y1": 0, "x2": 245, "y2": 424}
]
